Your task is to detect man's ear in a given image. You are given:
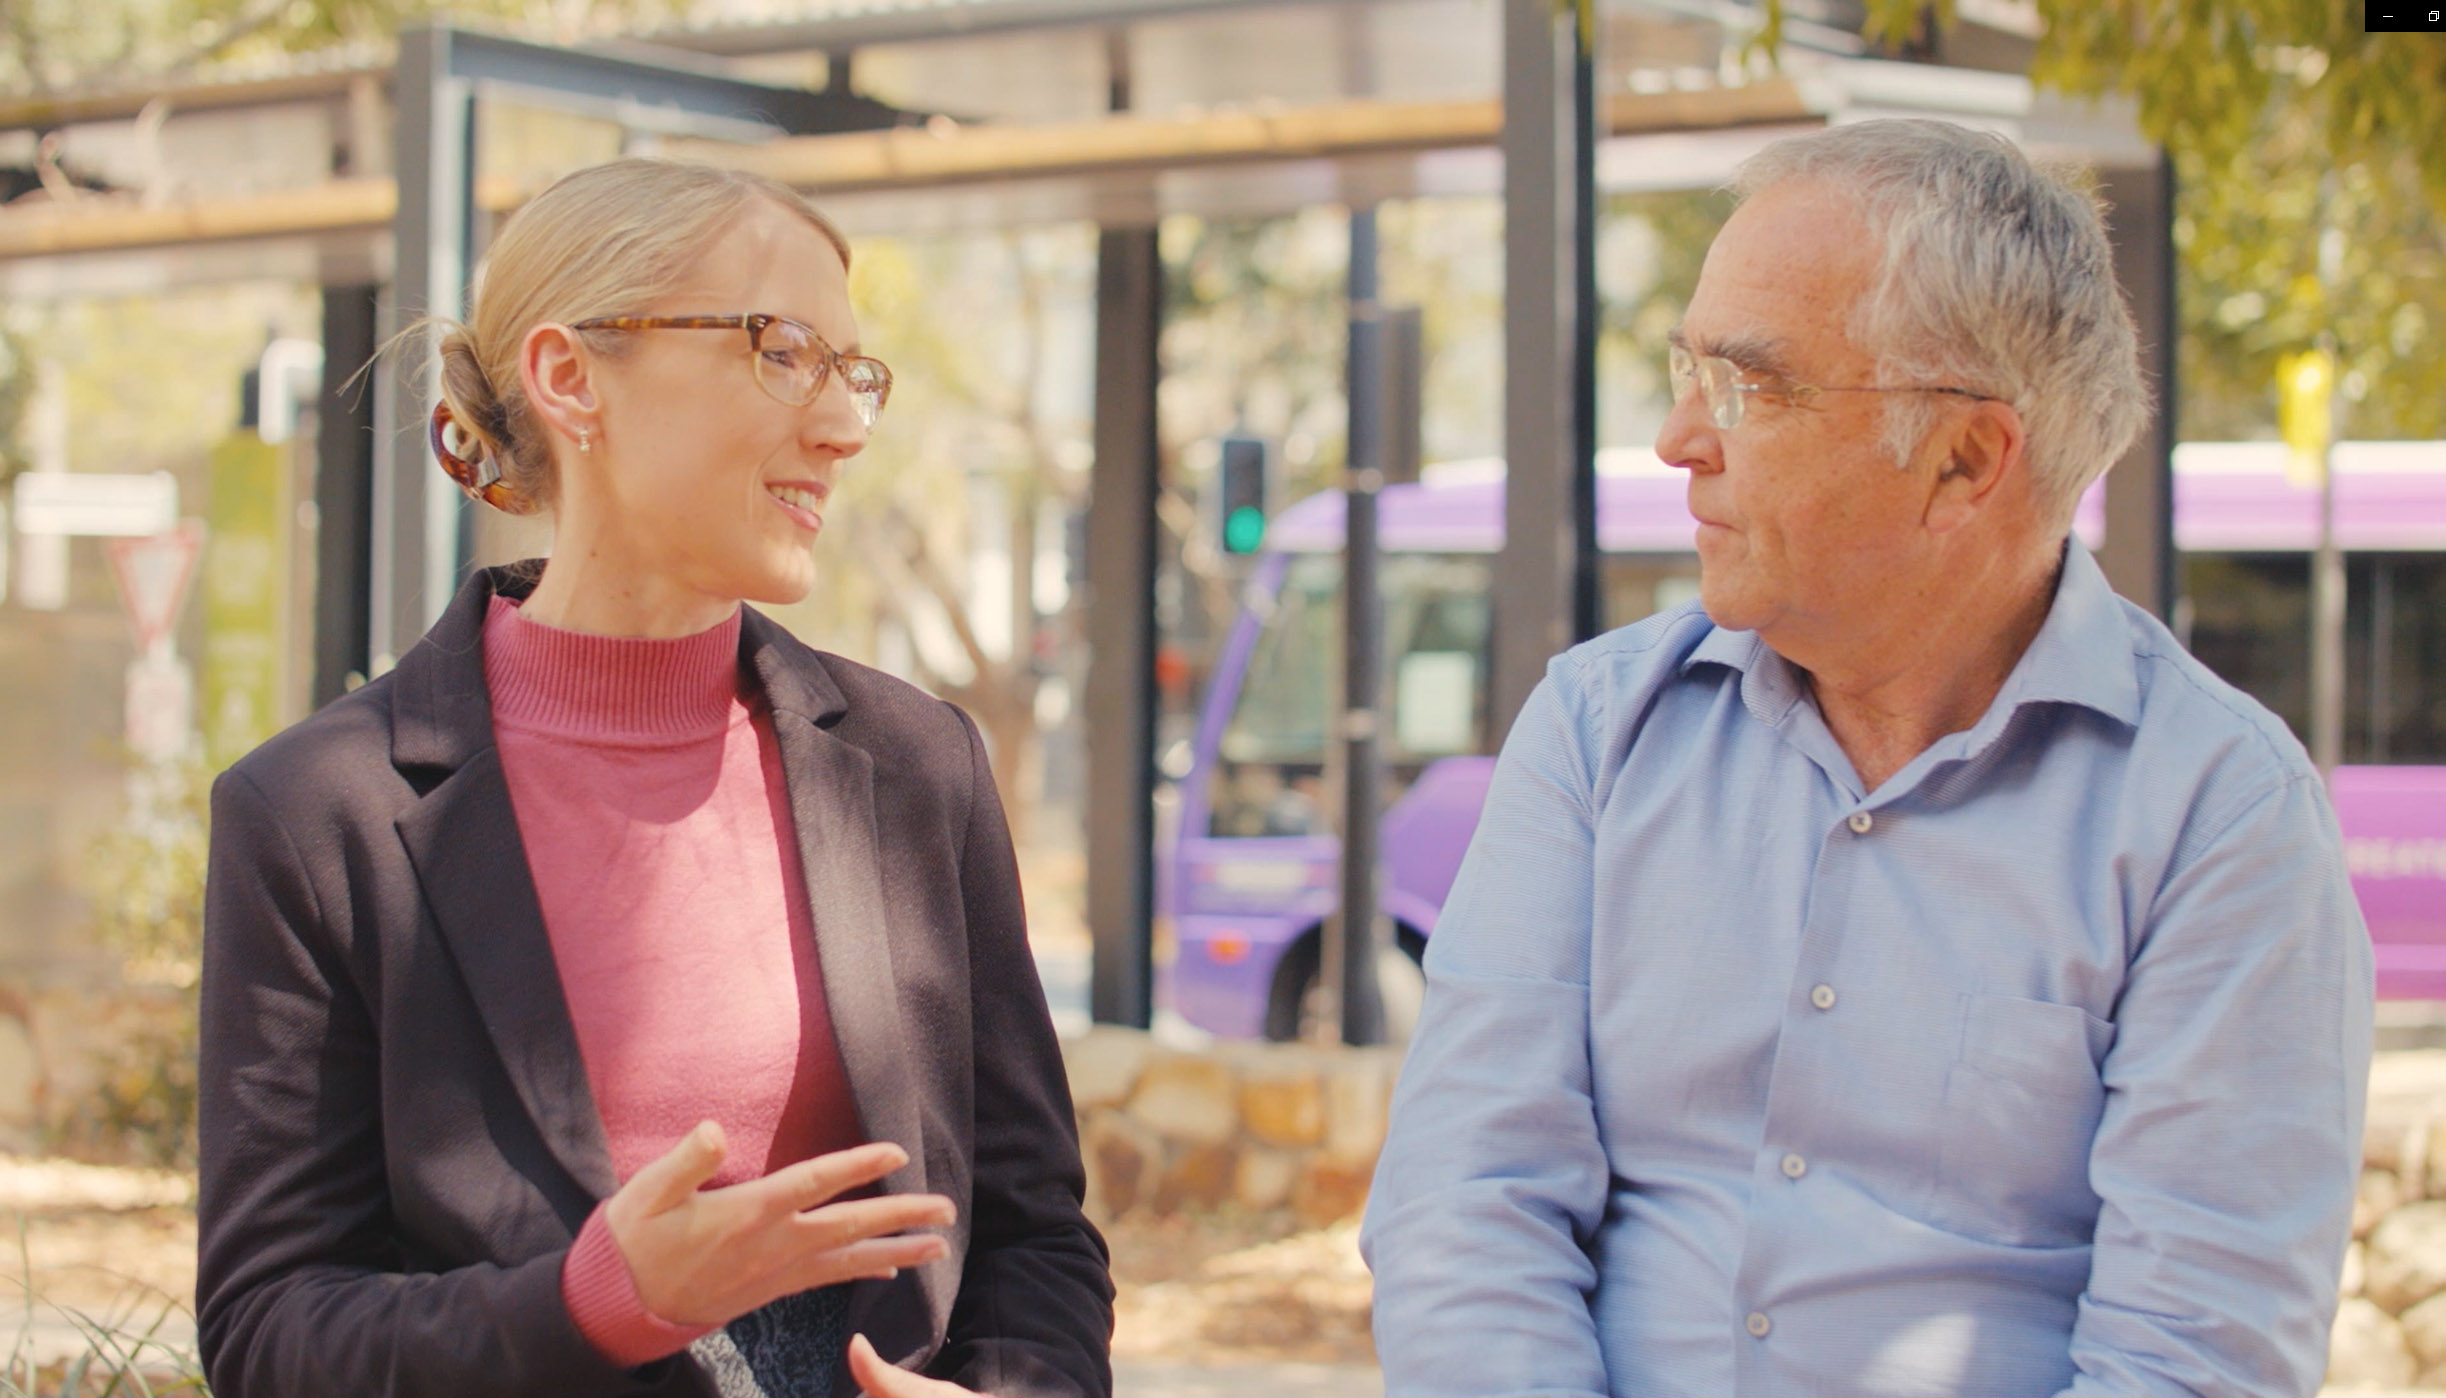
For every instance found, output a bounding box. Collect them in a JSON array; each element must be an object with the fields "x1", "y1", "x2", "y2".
[
  {"x1": 1924, "y1": 399, "x2": 2026, "y2": 535},
  {"x1": 520, "y1": 322, "x2": 599, "y2": 451}
]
